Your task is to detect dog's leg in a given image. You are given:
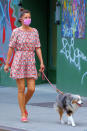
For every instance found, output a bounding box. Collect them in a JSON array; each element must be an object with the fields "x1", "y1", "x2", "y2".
[
  {"x1": 67, "y1": 115, "x2": 75, "y2": 127},
  {"x1": 58, "y1": 107, "x2": 64, "y2": 124}
]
